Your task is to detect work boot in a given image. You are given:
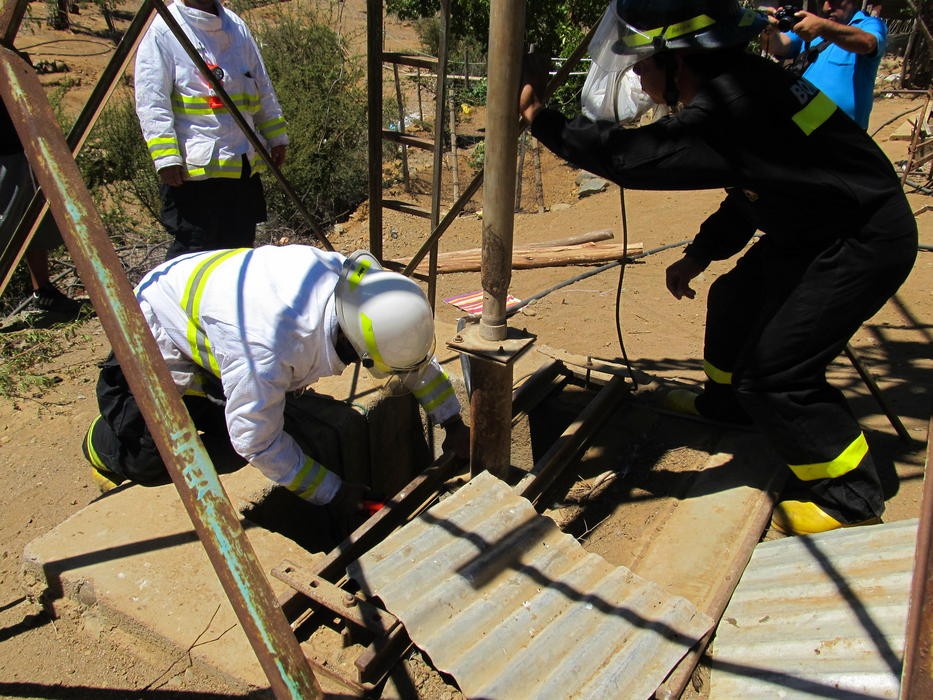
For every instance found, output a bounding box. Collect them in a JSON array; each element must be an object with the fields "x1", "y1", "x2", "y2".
[
  {"x1": 82, "y1": 417, "x2": 126, "y2": 493},
  {"x1": 770, "y1": 500, "x2": 882, "y2": 536},
  {"x1": 663, "y1": 388, "x2": 701, "y2": 416},
  {"x1": 30, "y1": 283, "x2": 82, "y2": 315}
]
